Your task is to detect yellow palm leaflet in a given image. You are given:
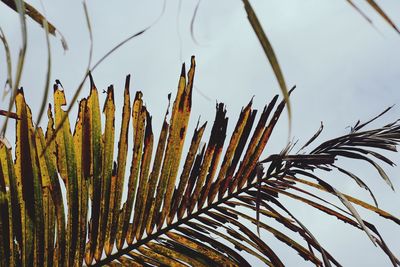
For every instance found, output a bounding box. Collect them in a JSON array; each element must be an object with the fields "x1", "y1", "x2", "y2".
[
  {"x1": 53, "y1": 83, "x2": 79, "y2": 266},
  {"x1": 72, "y1": 99, "x2": 89, "y2": 266},
  {"x1": 155, "y1": 57, "x2": 195, "y2": 229},
  {"x1": 43, "y1": 105, "x2": 66, "y2": 266},
  {"x1": 105, "y1": 75, "x2": 131, "y2": 255},
  {"x1": 85, "y1": 74, "x2": 103, "y2": 264},
  {"x1": 117, "y1": 90, "x2": 145, "y2": 246},
  {"x1": 34, "y1": 128, "x2": 55, "y2": 267},
  {"x1": 131, "y1": 111, "x2": 153, "y2": 240},
  {"x1": 144, "y1": 116, "x2": 168, "y2": 235},
  {"x1": 95, "y1": 86, "x2": 115, "y2": 261}
]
